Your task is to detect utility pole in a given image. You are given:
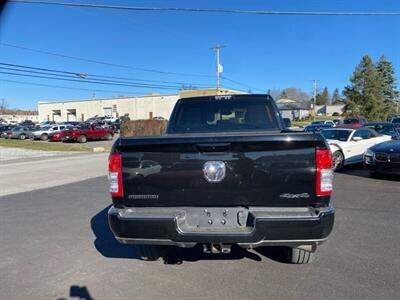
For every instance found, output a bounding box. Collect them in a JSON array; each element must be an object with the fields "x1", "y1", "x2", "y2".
[{"x1": 210, "y1": 45, "x2": 225, "y2": 91}]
